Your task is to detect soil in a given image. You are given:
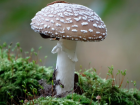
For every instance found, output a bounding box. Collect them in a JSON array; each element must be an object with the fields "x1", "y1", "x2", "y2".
[{"x1": 38, "y1": 69, "x2": 83, "y2": 98}]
